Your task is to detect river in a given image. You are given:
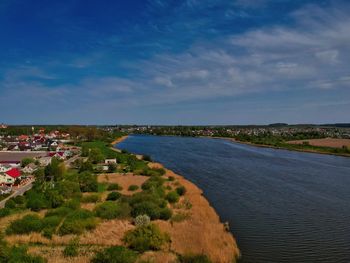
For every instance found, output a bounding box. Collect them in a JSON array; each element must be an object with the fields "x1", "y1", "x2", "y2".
[{"x1": 118, "y1": 135, "x2": 350, "y2": 263}]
